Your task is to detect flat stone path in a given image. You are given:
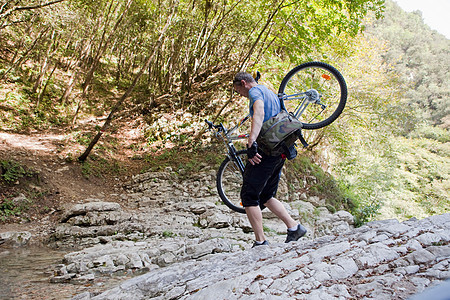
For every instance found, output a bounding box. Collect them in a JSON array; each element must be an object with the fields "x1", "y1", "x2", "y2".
[{"x1": 74, "y1": 213, "x2": 449, "y2": 299}]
